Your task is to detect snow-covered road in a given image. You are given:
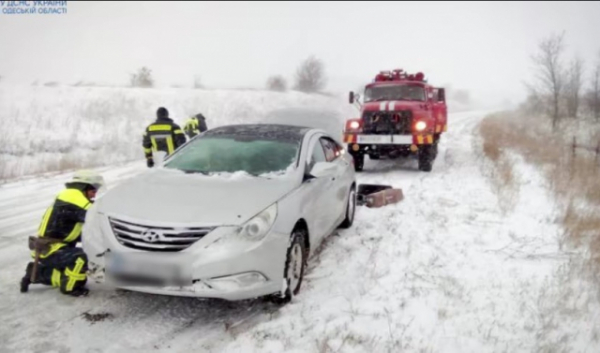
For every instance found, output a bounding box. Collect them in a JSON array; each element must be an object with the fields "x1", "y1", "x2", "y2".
[{"x1": 1, "y1": 111, "x2": 598, "y2": 353}]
